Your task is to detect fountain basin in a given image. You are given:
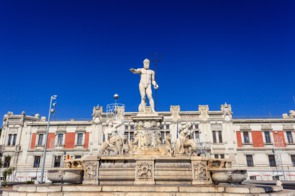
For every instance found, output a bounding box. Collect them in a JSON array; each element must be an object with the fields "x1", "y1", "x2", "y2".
[{"x1": 48, "y1": 168, "x2": 83, "y2": 184}]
